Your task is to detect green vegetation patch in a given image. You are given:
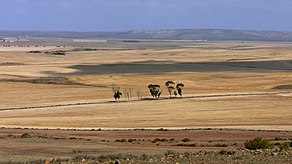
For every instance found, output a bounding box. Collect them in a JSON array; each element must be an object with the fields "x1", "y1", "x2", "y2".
[{"x1": 244, "y1": 137, "x2": 271, "y2": 150}]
